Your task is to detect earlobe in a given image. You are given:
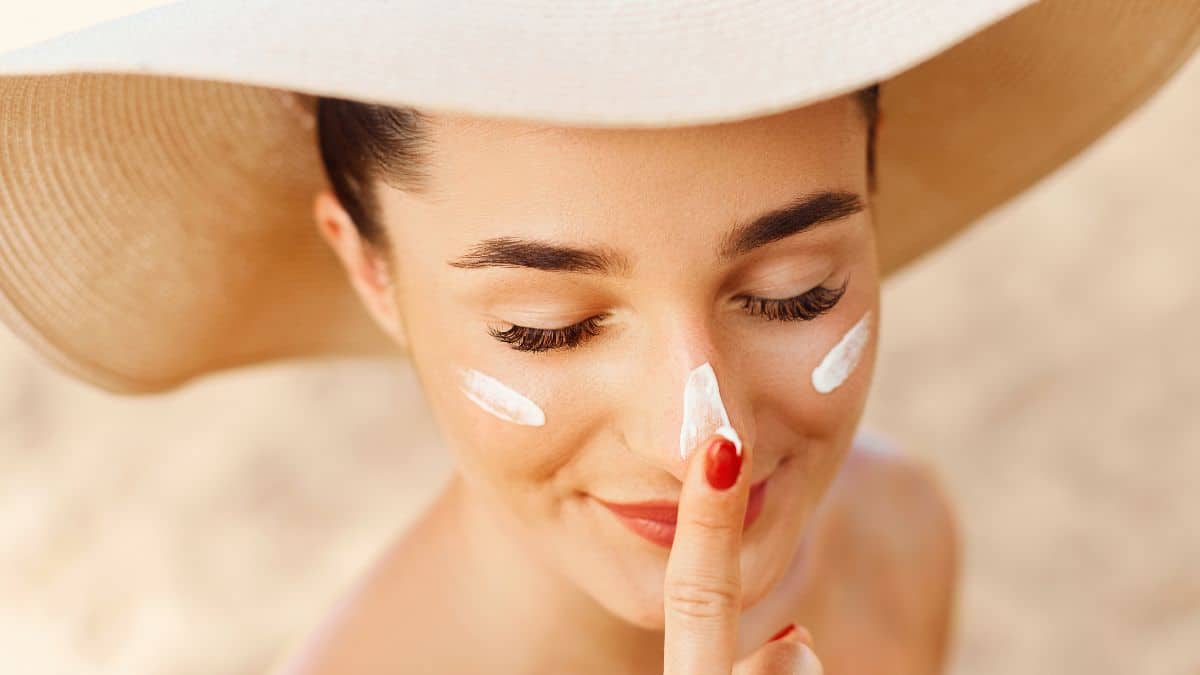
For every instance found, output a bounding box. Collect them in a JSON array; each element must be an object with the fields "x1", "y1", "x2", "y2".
[
  {"x1": 350, "y1": 239, "x2": 409, "y2": 350},
  {"x1": 364, "y1": 255, "x2": 408, "y2": 347}
]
